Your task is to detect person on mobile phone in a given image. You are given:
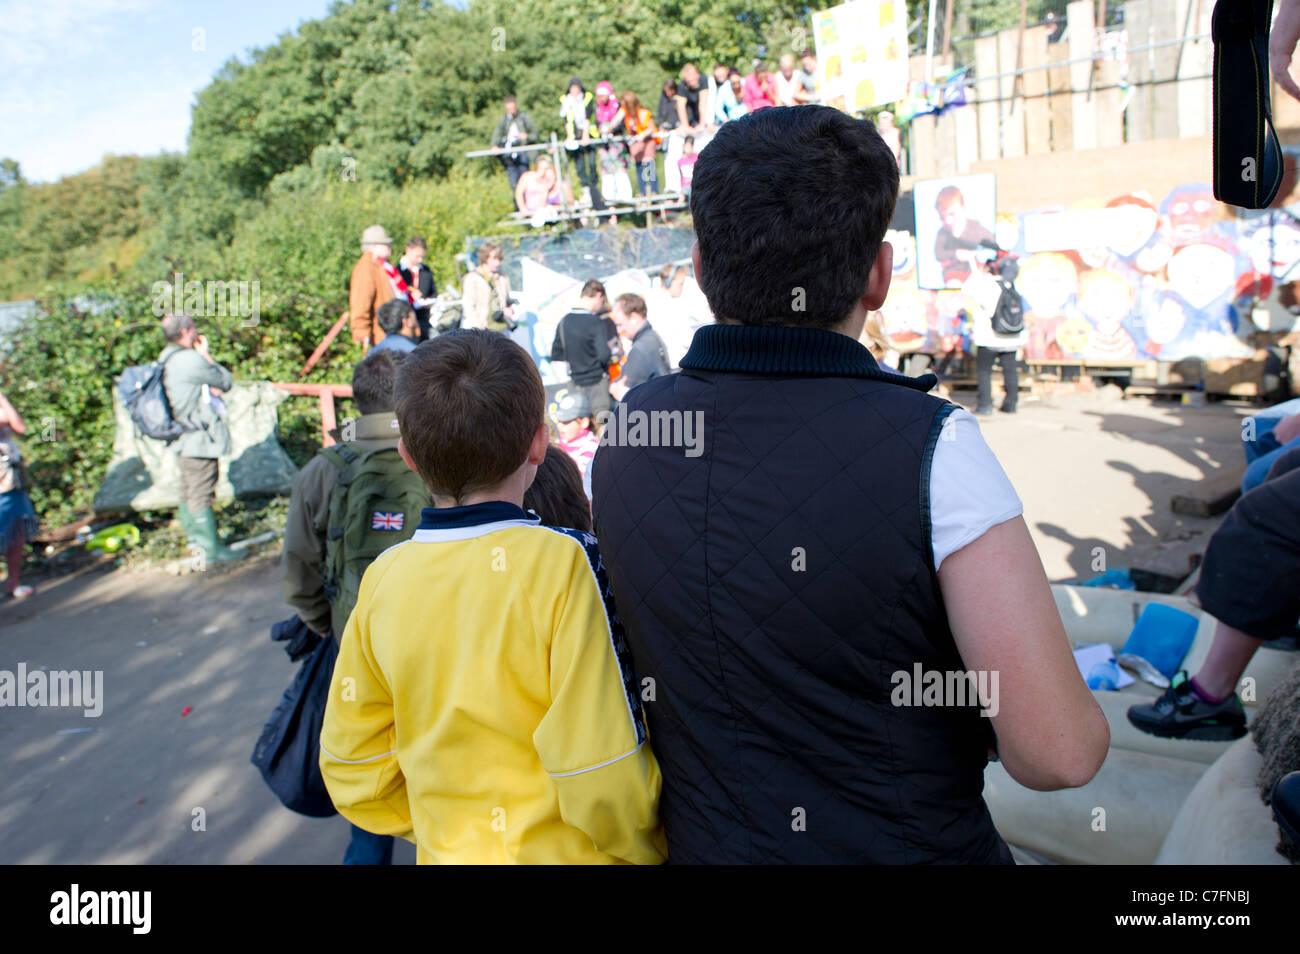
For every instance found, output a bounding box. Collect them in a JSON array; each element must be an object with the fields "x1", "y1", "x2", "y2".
[{"x1": 159, "y1": 314, "x2": 246, "y2": 565}]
